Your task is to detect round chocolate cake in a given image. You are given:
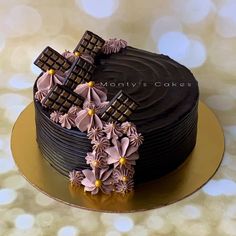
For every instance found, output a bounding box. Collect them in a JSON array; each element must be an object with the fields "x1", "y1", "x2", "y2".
[{"x1": 34, "y1": 44, "x2": 199, "y2": 184}]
